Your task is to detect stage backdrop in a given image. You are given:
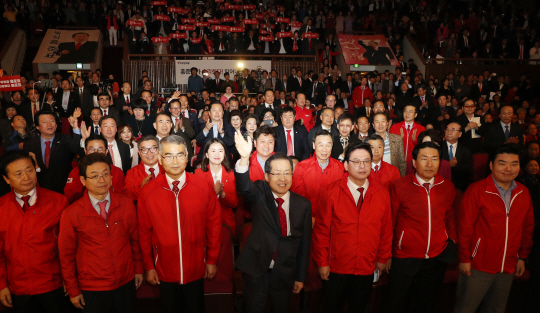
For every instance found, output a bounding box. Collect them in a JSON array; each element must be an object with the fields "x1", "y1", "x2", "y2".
[
  {"x1": 33, "y1": 29, "x2": 100, "y2": 64},
  {"x1": 338, "y1": 34, "x2": 399, "y2": 66},
  {"x1": 175, "y1": 60, "x2": 271, "y2": 85}
]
